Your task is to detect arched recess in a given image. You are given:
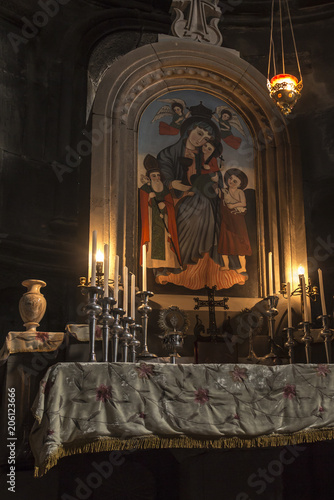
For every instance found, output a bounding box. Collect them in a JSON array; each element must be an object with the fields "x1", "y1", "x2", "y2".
[{"x1": 90, "y1": 38, "x2": 307, "y2": 309}]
